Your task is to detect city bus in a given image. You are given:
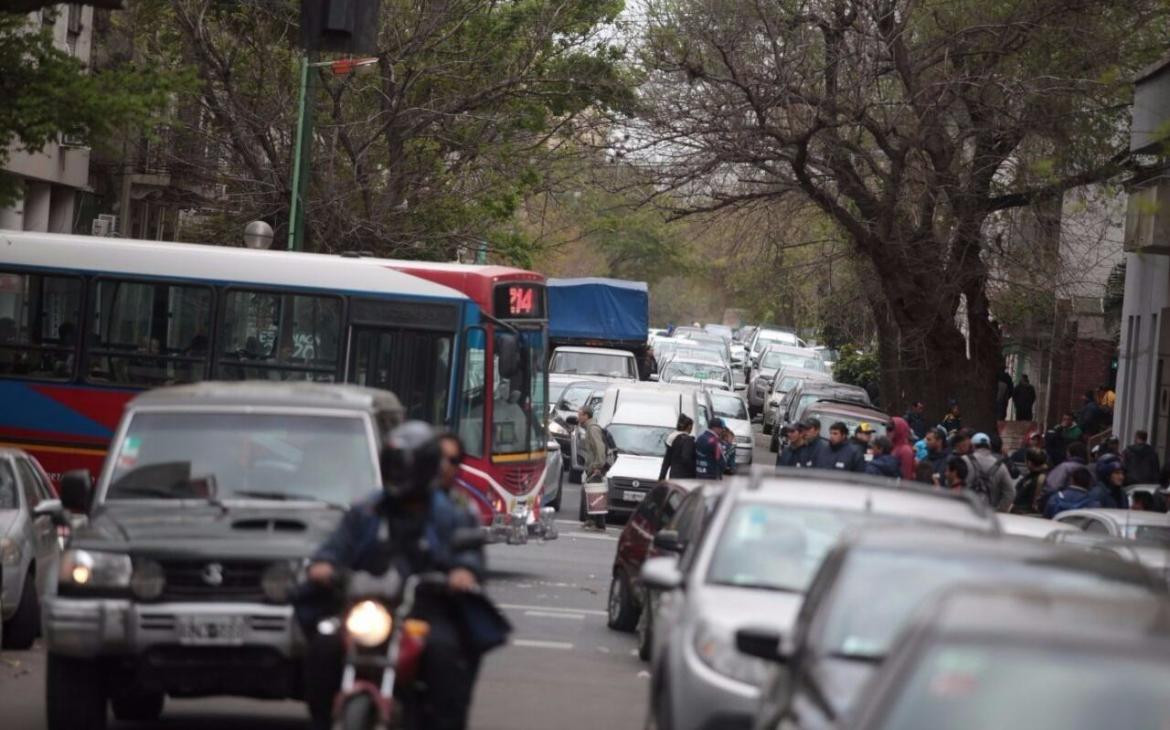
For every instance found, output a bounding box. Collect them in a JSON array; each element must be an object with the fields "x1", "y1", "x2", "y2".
[
  {"x1": 0, "y1": 231, "x2": 480, "y2": 488},
  {"x1": 374, "y1": 260, "x2": 551, "y2": 534}
]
